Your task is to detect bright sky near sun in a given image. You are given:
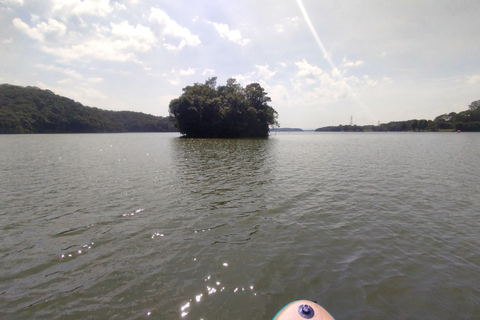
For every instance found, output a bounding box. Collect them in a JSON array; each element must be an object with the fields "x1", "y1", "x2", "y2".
[{"x1": 1, "y1": 0, "x2": 480, "y2": 129}]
